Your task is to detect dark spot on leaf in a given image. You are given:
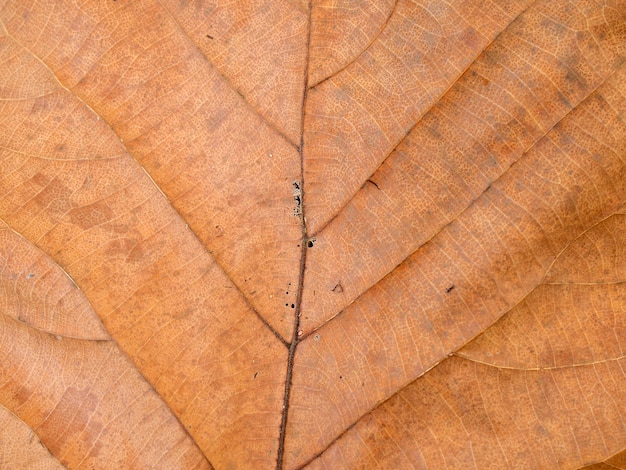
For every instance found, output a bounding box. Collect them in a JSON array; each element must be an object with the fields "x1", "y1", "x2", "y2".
[
  {"x1": 332, "y1": 283, "x2": 343, "y2": 293},
  {"x1": 446, "y1": 284, "x2": 455, "y2": 293},
  {"x1": 253, "y1": 371, "x2": 258, "y2": 379},
  {"x1": 69, "y1": 201, "x2": 113, "y2": 230},
  {"x1": 206, "y1": 34, "x2": 213, "y2": 39},
  {"x1": 367, "y1": 179, "x2": 380, "y2": 190},
  {"x1": 556, "y1": 91, "x2": 573, "y2": 108},
  {"x1": 31, "y1": 173, "x2": 50, "y2": 187}
]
